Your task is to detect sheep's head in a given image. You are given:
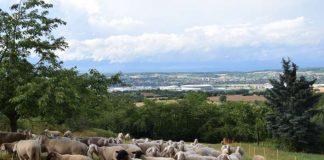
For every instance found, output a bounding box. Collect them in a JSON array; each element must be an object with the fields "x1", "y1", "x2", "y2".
[
  {"x1": 46, "y1": 152, "x2": 58, "y2": 160},
  {"x1": 63, "y1": 130, "x2": 72, "y2": 137},
  {"x1": 174, "y1": 151, "x2": 186, "y2": 160},
  {"x1": 0, "y1": 144, "x2": 5, "y2": 151},
  {"x1": 132, "y1": 150, "x2": 144, "y2": 158},
  {"x1": 116, "y1": 150, "x2": 130, "y2": 160},
  {"x1": 217, "y1": 153, "x2": 230, "y2": 160},
  {"x1": 88, "y1": 144, "x2": 98, "y2": 155},
  {"x1": 221, "y1": 145, "x2": 230, "y2": 154}
]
